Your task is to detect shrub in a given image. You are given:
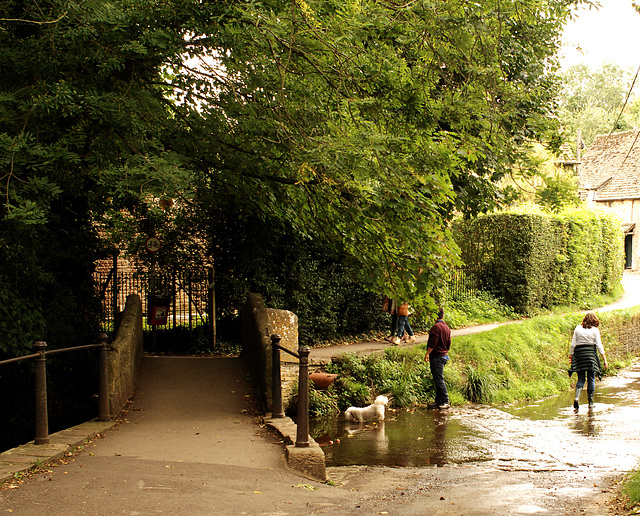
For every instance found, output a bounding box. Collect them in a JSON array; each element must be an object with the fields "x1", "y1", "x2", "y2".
[{"x1": 454, "y1": 208, "x2": 624, "y2": 315}]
